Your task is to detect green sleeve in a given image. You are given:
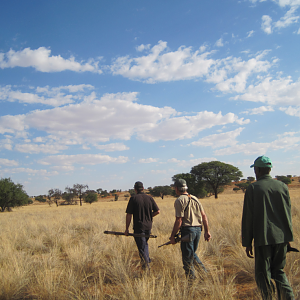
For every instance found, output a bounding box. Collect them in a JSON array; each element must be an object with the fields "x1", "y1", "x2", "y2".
[{"x1": 242, "y1": 185, "x2": 254, "y2": 247}]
